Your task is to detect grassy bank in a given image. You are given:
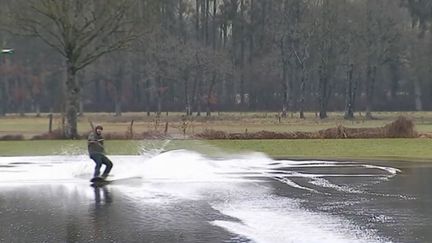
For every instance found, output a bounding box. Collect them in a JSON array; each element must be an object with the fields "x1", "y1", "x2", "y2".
[{"x1": 1, "y1": 138, "x2": 431, "y2": 162}]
